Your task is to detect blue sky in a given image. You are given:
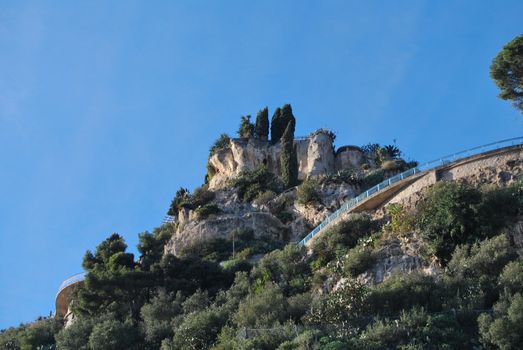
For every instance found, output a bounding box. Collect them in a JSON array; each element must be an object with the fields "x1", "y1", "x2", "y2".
[{"x1": 0, "y1": 0, "x2": 522, "y2": 329}]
